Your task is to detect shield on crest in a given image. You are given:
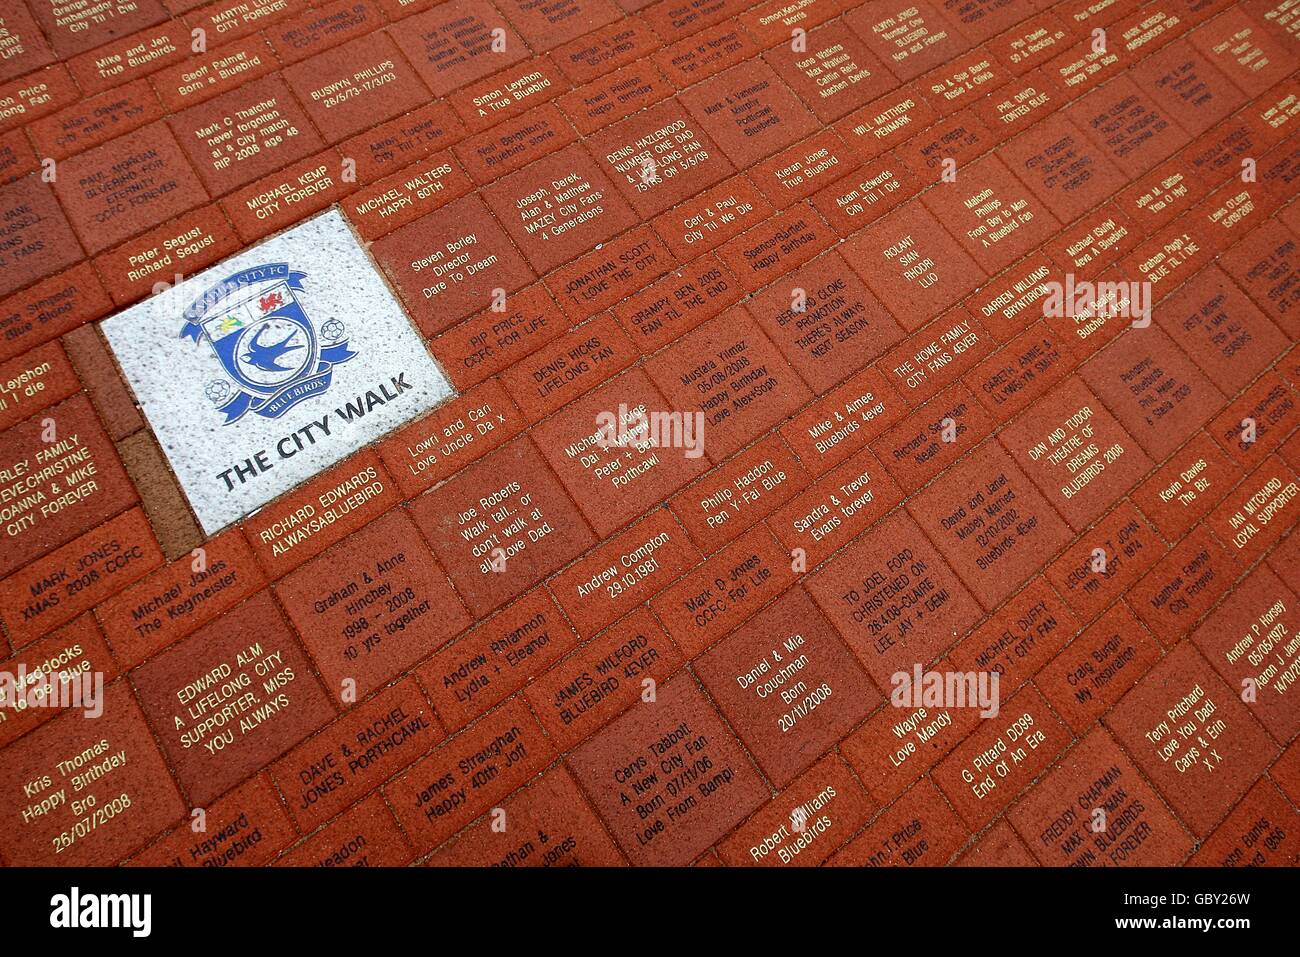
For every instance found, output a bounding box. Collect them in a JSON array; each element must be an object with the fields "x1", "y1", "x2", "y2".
[{"x1": 180, "y1": 263, "x2": 356, "y2": 424}]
